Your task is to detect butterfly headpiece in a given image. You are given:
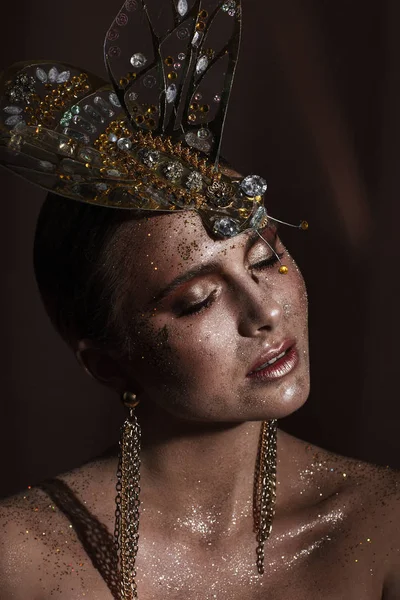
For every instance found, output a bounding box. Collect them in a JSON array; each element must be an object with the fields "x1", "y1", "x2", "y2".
[{"x1": 0, "y1": 0, "x2": 306, "y2": 270}]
